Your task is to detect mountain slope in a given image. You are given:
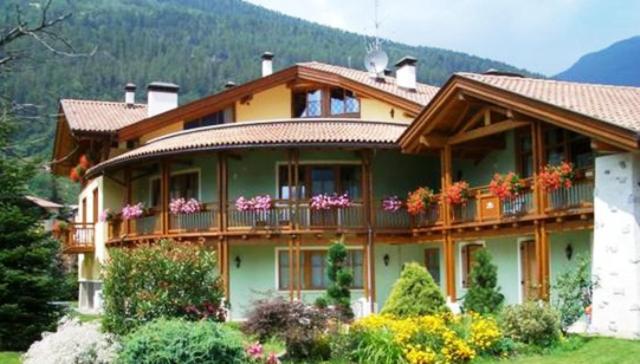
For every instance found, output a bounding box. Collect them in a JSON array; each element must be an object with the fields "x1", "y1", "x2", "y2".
[{"x1": 556, "y1": 36, "x2": 640, "y2": 86}]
